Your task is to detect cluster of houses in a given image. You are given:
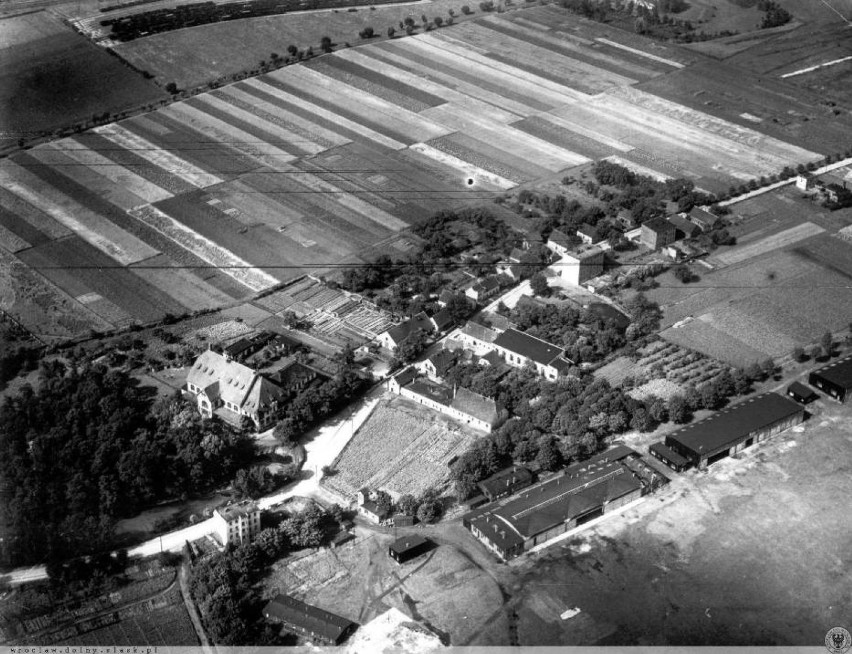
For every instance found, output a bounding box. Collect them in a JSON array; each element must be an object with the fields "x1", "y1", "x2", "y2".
[
  {"x1": 639, "y1": 206, "x2": 718, "y2": 259},
  {"x1": 795, "y1": 171, "x2": 851, "y2": 206}
]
